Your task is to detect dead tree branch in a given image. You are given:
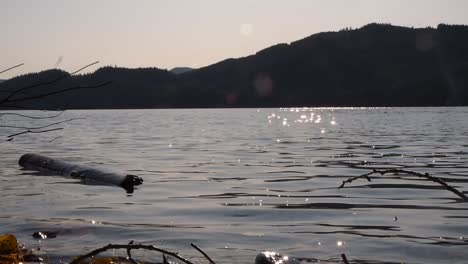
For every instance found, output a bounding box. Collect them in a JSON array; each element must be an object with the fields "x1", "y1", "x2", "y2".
[
  {"x1": 341, "y1": 253, "x2": 350, "y2": 264},
  {"x1": 69, "y1": 243, "x2": 196, "y2": 264},
  {"x1": 0, "y1": 62, "x2": 110, "y2": 141},
  {"x1": 126, "y1": 240, "x2": 140, "y2": 264},
  {"x1": 339, "y1": 169, "x2": 467, "y2": 200},
  {"x1": 0, "y1": 118, "x2": 81, "y2": 130},
  {"x1": 0, "y1": 111, "x2": 64, "y2": 119},
  {"x1": 0, "y1": 63, "x2": 24, "y2": 75},
  {"x1": 48, "y1": 136, "x2": 62, "y2": 142},
  {"x1": 1, "y1": 81, "x2": 112, "y2": 105},
  {"x1": 339, "y1": 170, "x2": 375, "y2": 187},
  {"x1": 3, "y1": 118, "x2": 80, "y2": 140},
  {"x1": 191, "y1": 243, "x2": 217, "y2": 264},
  {"x1": 0, "y1": 61, "x2": 99, "y2": 104},
  {"x1": 7, "y1": 127, "x2": 63, "y2": 138}
]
